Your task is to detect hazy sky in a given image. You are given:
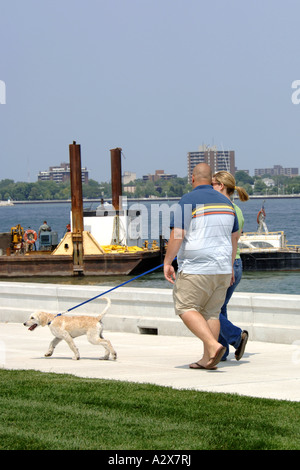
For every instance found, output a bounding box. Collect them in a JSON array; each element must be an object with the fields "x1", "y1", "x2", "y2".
[{"x1": 1, "y1": 0, "x2": 300, "y2": 183}]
